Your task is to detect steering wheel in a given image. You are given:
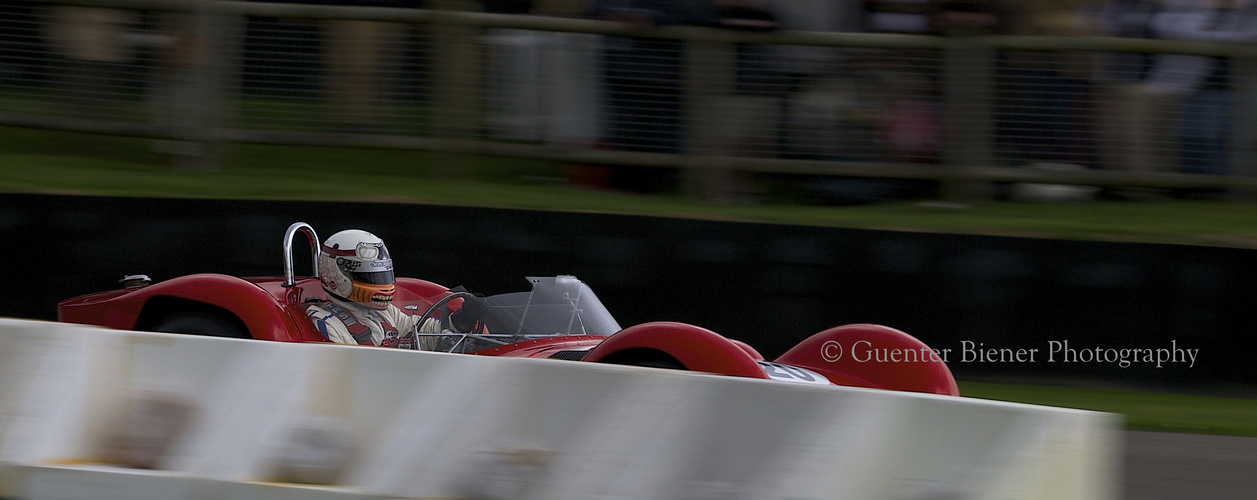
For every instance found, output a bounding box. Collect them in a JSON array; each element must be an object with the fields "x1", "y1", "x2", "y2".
[{"x1": 410, "y1": 291, "x2": 479, "y2": 350}]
